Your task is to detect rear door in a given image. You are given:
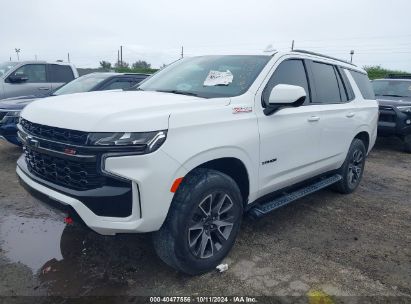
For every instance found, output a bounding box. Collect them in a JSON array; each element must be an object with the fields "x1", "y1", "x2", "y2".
[
  {"x1": 306, "y1": 61, "x2": 359, "y2": 169},
  {"x1": 256, "y1": 58, "x2": 323, "y2": 196},
  {"x1": 47, "y1": 64, "x2": 75, "y2": 90},
  {"x1": 3, "y1": 64, "x2": 50, "y2": 98}
]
